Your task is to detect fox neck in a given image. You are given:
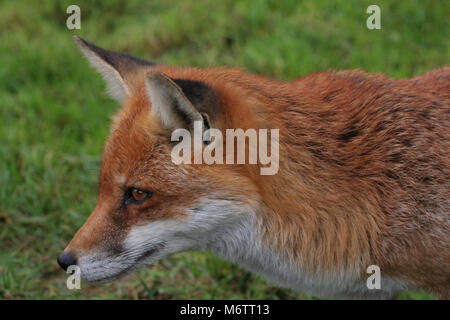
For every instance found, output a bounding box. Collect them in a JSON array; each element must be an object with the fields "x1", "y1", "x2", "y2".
[
  {"x1": 201, "y1": 207, "x2": 404, "y2": 299},
  {"x1": 203, "y1": 209, "x2": 303, "y2": 288},
  {"x1": 186, "y1": 198, "x2": 297, "y2": 284}
]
